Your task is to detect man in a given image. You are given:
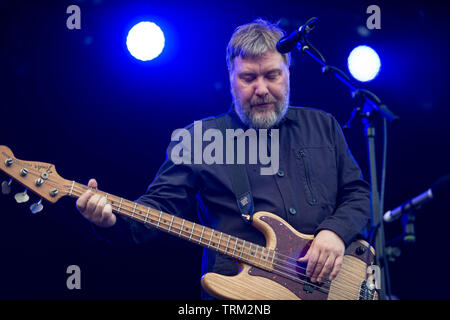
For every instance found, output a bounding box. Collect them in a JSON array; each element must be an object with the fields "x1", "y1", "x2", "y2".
[{"x1": 76, "y1": 19, "x2": 370, "y2": 298}]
